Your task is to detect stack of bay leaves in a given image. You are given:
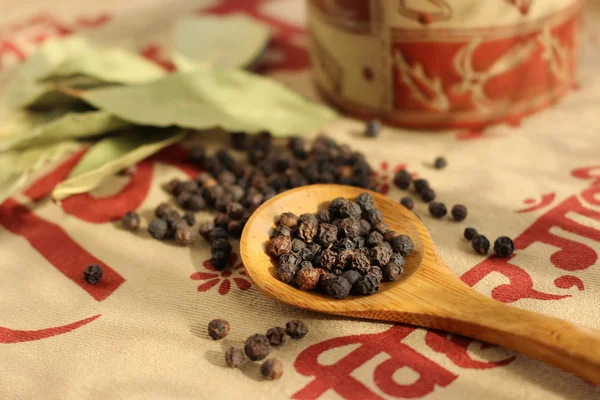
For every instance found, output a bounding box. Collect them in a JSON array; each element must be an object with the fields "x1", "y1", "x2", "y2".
[{"x1": 0, "y1": 14, "x2": 336, "y2": 203}]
